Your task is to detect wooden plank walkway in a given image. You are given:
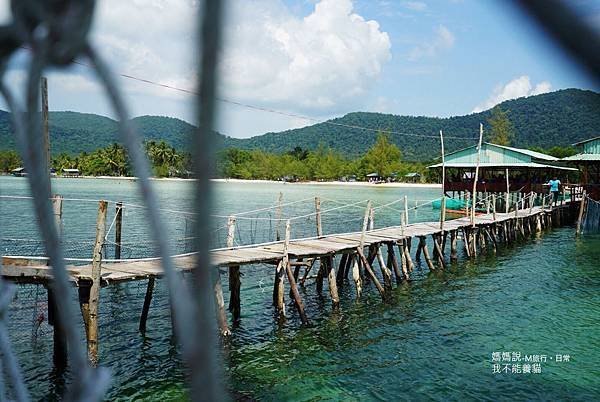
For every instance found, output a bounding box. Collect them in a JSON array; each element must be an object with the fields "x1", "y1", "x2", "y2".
[{"x1": 1, "y1": 202, "x2": 573, "y2": 285}]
